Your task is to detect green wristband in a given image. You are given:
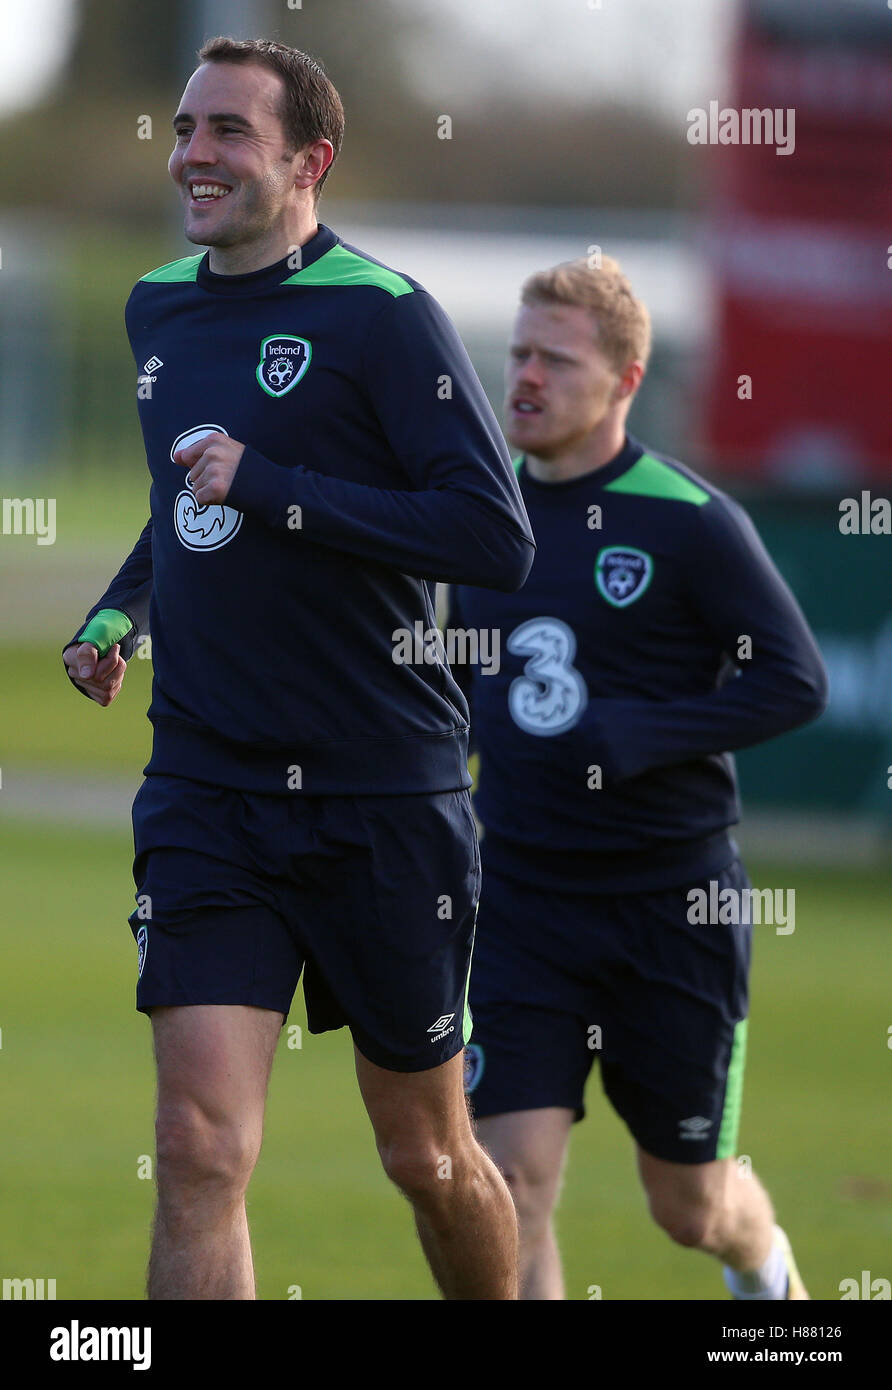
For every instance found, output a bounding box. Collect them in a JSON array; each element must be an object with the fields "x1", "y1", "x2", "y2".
[{"x1": 76, "y1": 609, "x2": 133, "y2": 659}]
